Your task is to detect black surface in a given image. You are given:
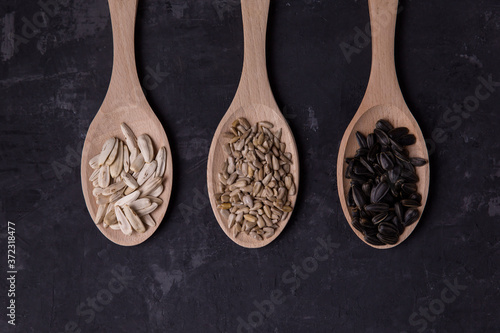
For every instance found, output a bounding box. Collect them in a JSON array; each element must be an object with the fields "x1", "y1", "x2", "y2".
[{"x1": 1, "y1": 0, "x2": 499, "y2": 332}]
